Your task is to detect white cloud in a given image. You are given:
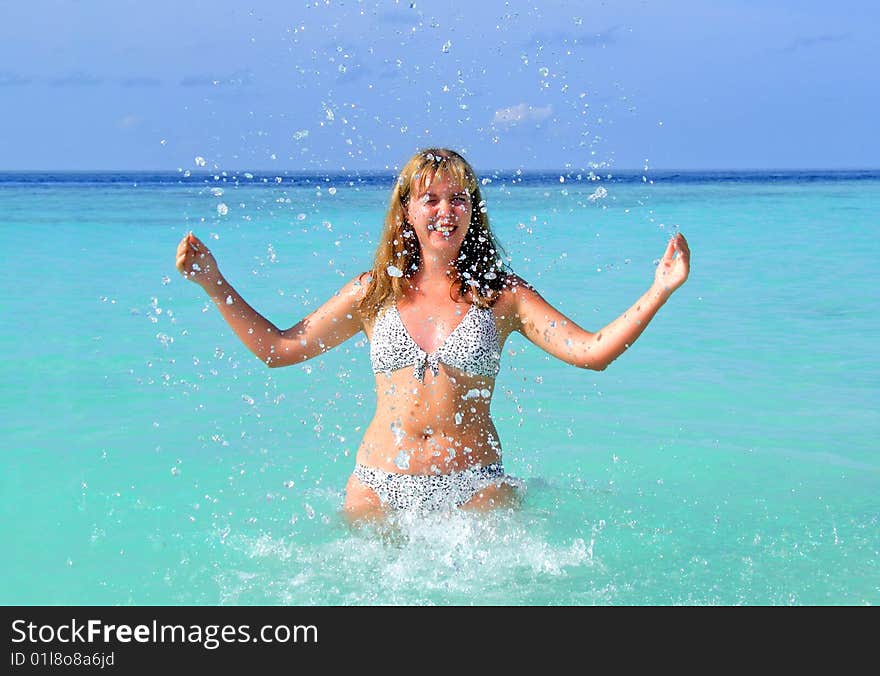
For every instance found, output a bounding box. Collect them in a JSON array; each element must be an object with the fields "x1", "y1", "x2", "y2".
[
  {"x1": 492, "y1": 103, "x2": 553, "y2": 127},
  {"x1": 117, "y1": 114, "x2": 142, "y2": 130}
]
